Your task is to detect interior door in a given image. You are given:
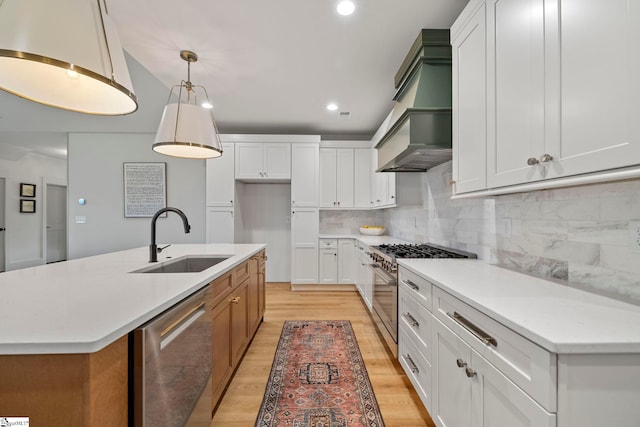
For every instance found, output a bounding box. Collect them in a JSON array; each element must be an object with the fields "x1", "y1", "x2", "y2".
[
  {"x1": 0, "y1": 177, "x2": 5, "y2": 272},
  {"x1": 46, "y1": 184, "x2": 67, "y2": 263}
]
